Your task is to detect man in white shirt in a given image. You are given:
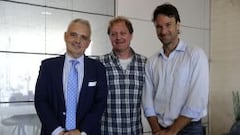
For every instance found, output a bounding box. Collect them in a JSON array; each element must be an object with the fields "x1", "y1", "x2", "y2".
[{"x1": 142, "y1": 3, "x2": 209, "y2": 135}]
